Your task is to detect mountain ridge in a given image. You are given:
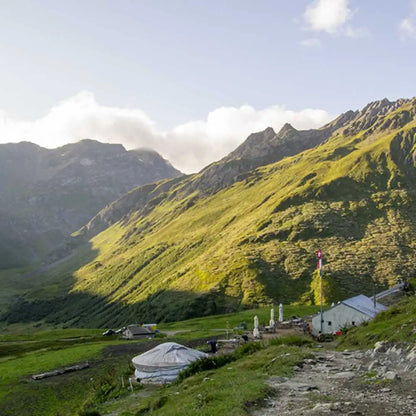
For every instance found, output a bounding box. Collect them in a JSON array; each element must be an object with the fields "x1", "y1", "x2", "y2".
[
  {"x1": 0, "y1": 139, "x2": 182, "y2": 268},
  {"x1": 80, "y1": 97, "x2": 416, "y2": 240}
]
